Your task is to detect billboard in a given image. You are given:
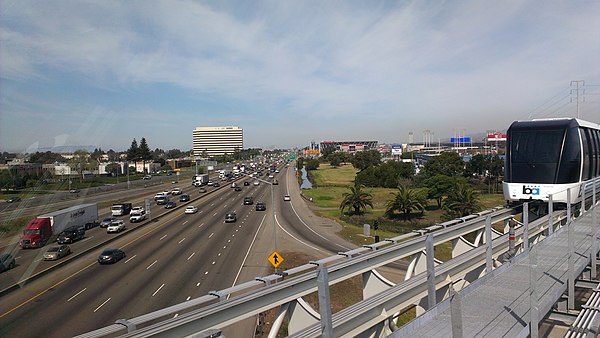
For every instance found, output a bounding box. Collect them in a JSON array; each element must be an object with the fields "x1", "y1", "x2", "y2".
[
  {"x1": 391, "y1": 144, "x2": 402, "y2": 155},
  {"x1": 450, "y1": 137, "x2": 471, "y2": 143},
  {"x1": 487, "y1": 132, "x2": 507, "y2": 142}
]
